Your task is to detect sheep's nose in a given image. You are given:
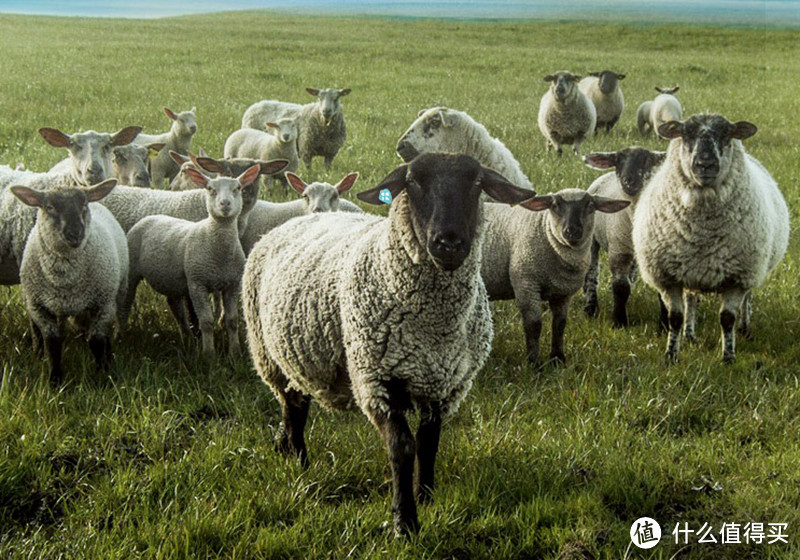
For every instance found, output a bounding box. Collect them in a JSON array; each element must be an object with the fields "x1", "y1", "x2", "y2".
[
  {"x1": 189, "y1": 125, "x2": 197, "y2": 134},
  {"x1": 431, "y1": 231, "x2": 463, "y2": 254},
  {"x1": 563, "y1": 225, "x2": 583, "y2": 244}
]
